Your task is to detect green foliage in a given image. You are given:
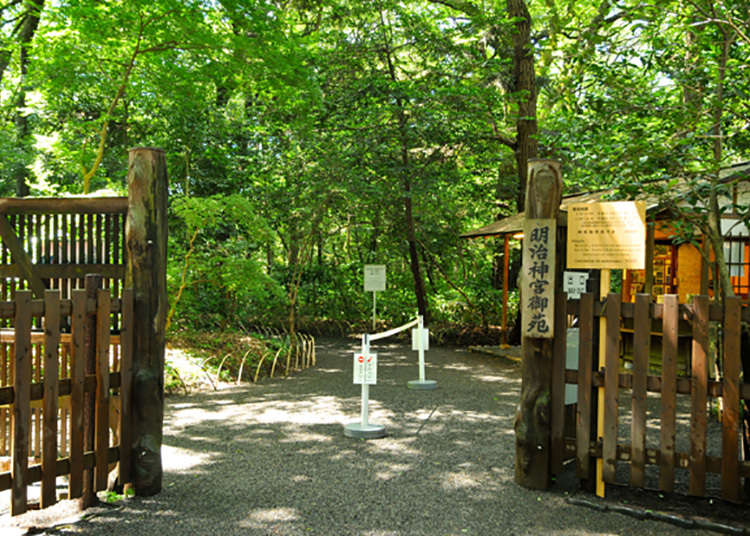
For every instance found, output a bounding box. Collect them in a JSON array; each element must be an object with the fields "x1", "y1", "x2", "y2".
[{"x1": 0, "y1": 0, "x2": 746, "y2": 336}]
